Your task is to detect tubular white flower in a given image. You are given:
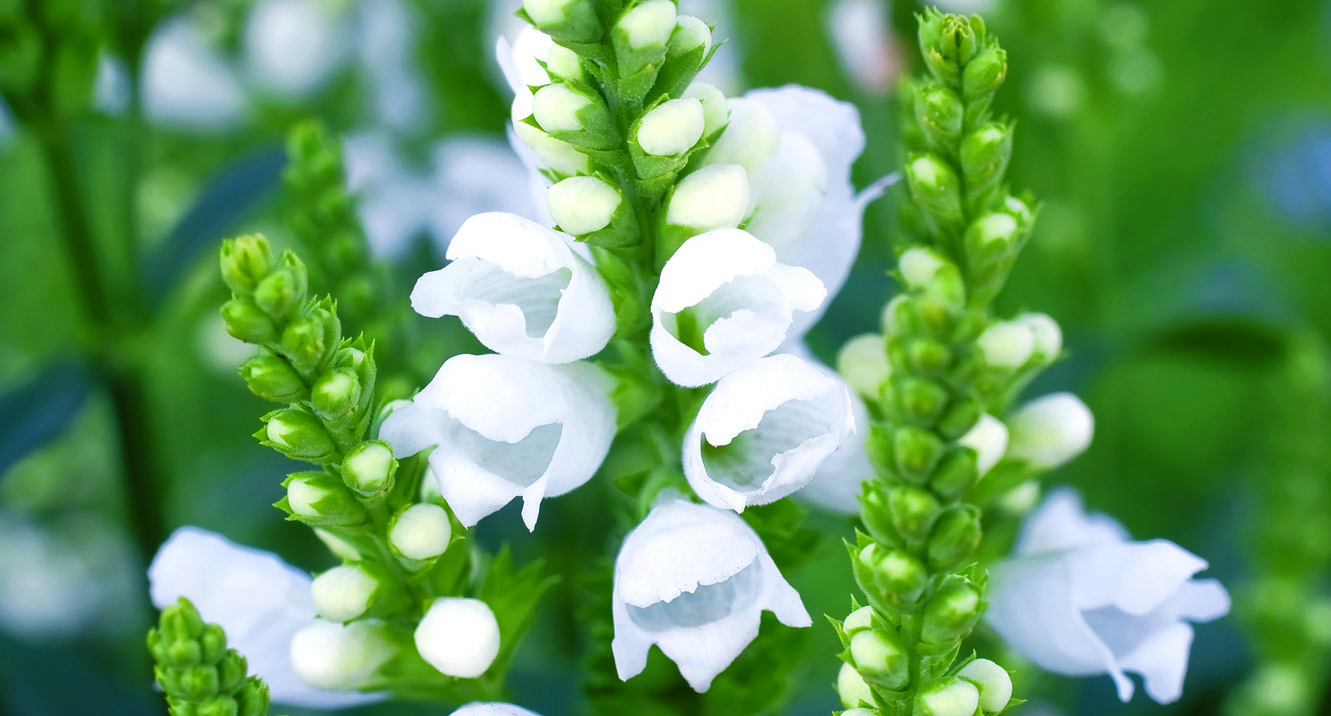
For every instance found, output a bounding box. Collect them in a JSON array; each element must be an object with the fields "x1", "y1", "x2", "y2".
[
  {"x1": 1006, "y1": 392, "x2": 1094, "y2": 469},
  {"x1": 986, "y1": 489, "x2": 1231, "y2": 704},
  {"x1": 290, "y1": 620, "x2": 397, "y2": 692},
  {"x1": 666, "y1": 165, "x2": 751, "y2": 232},
  {"x1": 411, "y1": 212, "x2": 615, "y2": 363},
  {"x1": 379, "y1": 354, "x2": 616, "y2": 530},
  {"x1": 148, "y1": 528, "x2": 379, "y2": 708},
  {"x1": 415, "y1": 598, "x2": 501, "y2": 678},
  {"x1": 612, "y1": 496, "x2": 811, "y2": 692},
  {"x1": 450, "y1": 705, "x2": 543, "y2": 716},
  {"x1": 958, "y1": 414, "x2": 1008, "y2": 477},
  {"x1": 650, "y1": 229, "x2": 826, "y2": 387},
  {"x1": 684, "y1": 355, "x2": 855, "y2": 511}
]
